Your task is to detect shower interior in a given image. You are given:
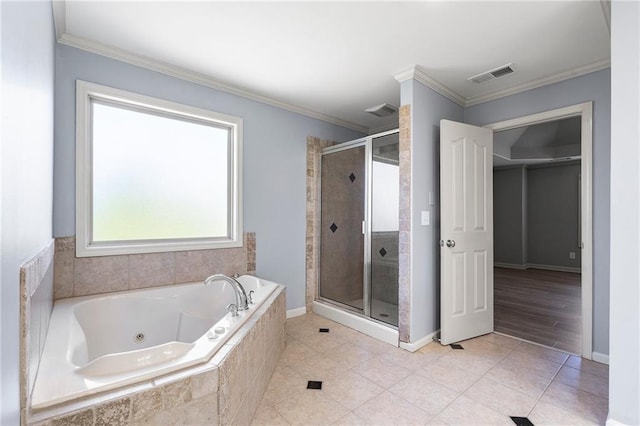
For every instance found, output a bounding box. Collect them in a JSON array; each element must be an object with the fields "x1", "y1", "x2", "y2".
[{"x1": 318, "y1": 130, "x2": 399, "y2": 327}]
